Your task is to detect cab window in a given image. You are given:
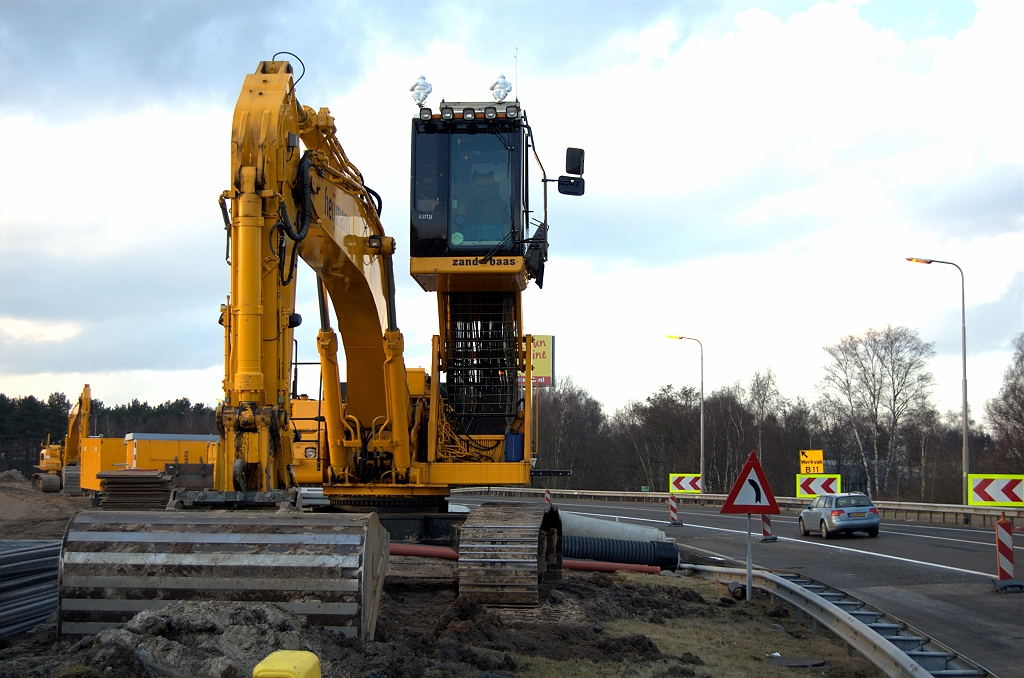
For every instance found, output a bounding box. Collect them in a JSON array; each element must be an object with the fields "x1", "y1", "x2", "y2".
[{"x1": 449, "y1": 126, "x2": 512, "y2": 248}]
